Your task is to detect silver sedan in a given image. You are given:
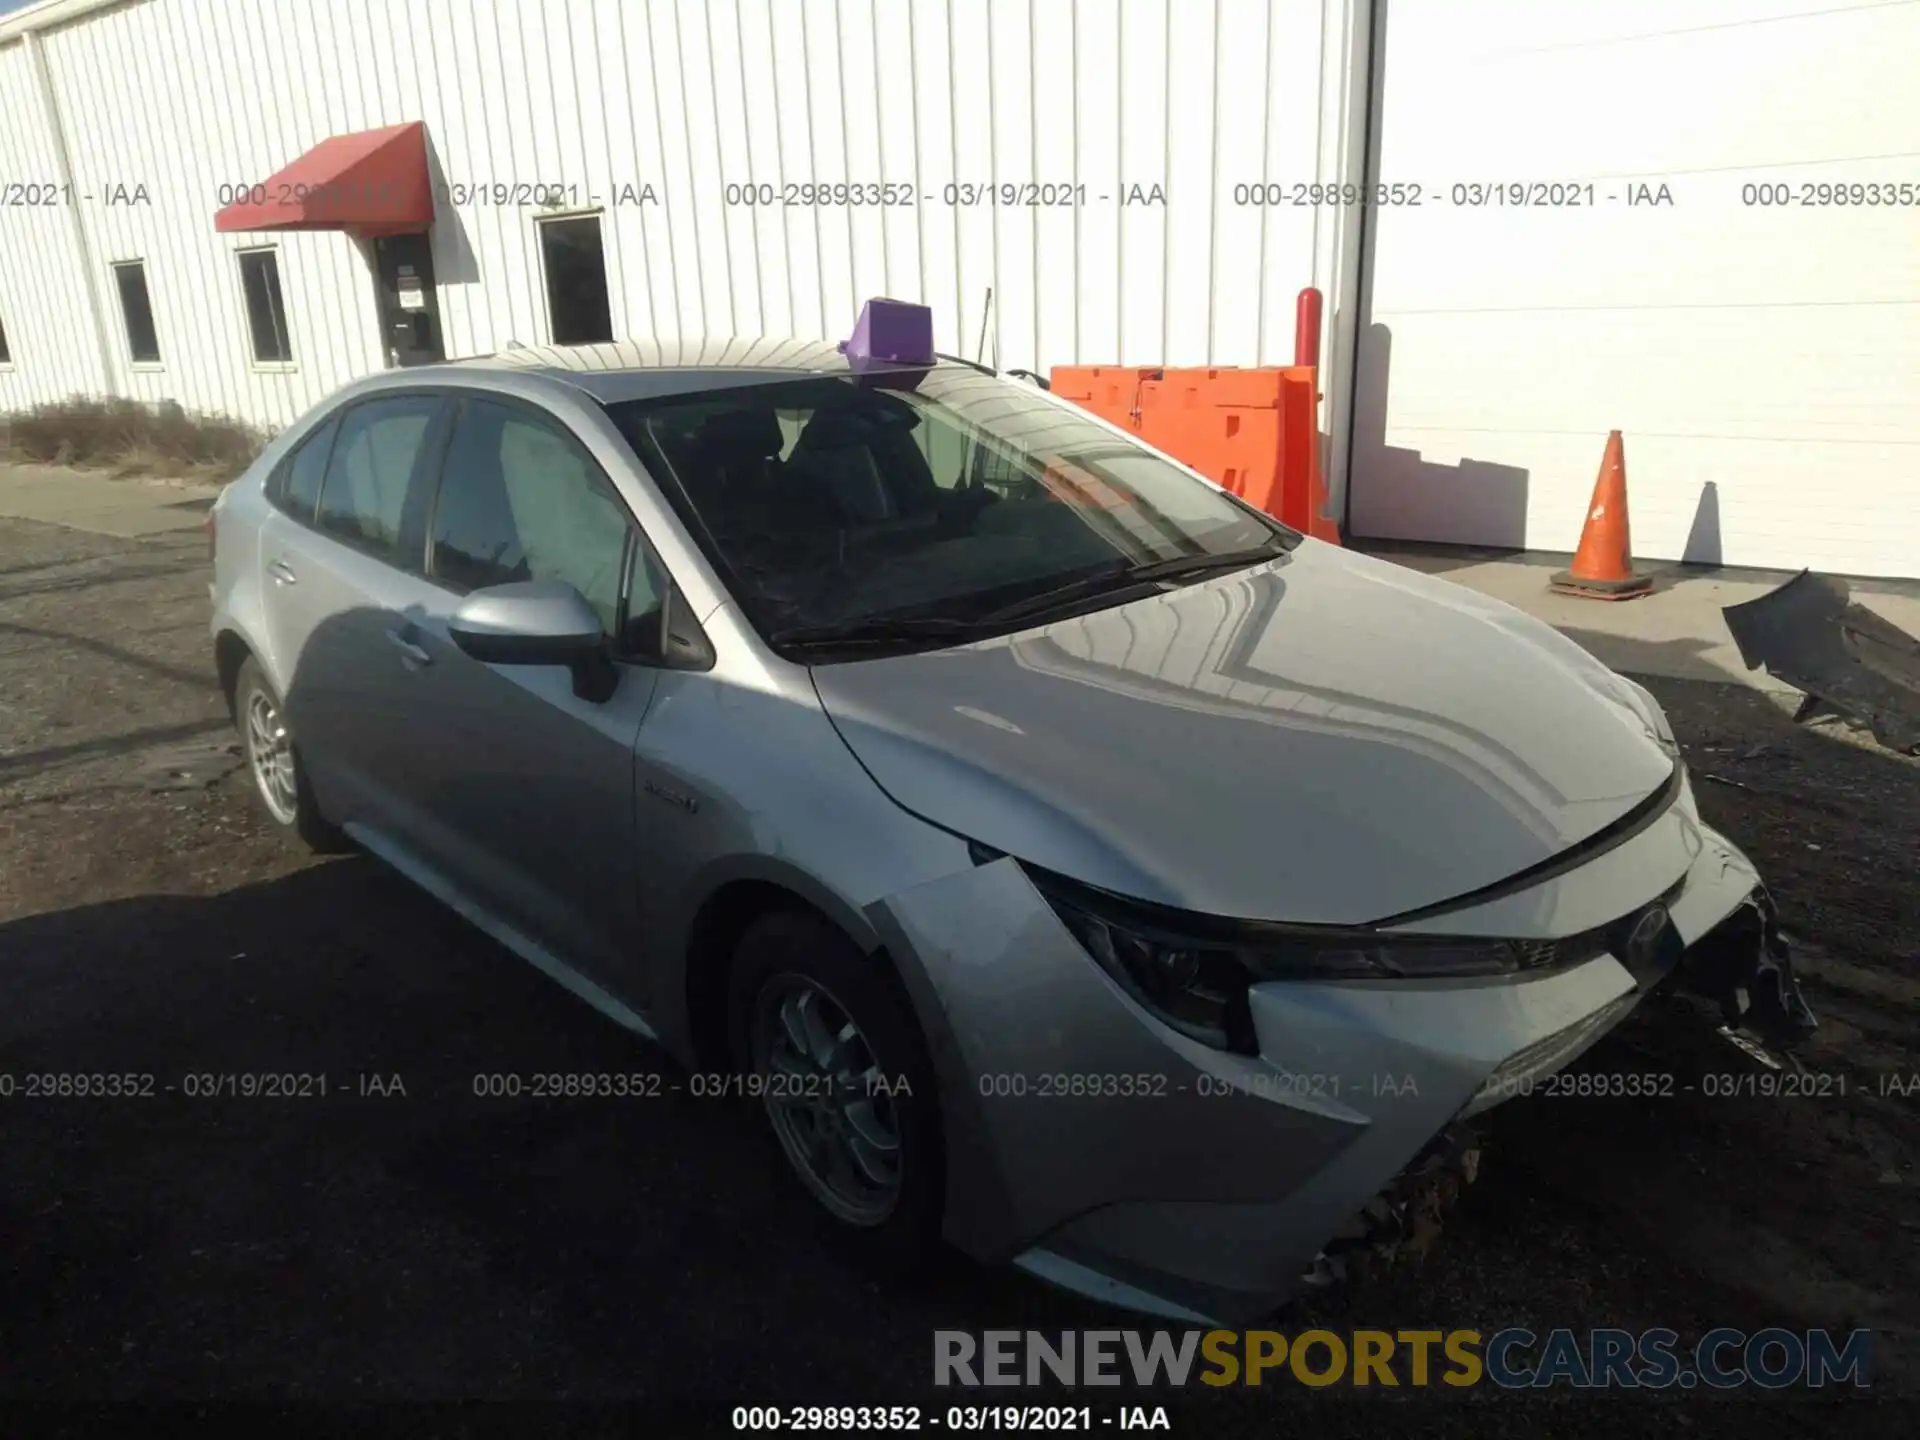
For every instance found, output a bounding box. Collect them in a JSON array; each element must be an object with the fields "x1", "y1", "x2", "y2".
[{"x1": 208, "y1": 331, "x2": 1813, "y2": 1323}]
